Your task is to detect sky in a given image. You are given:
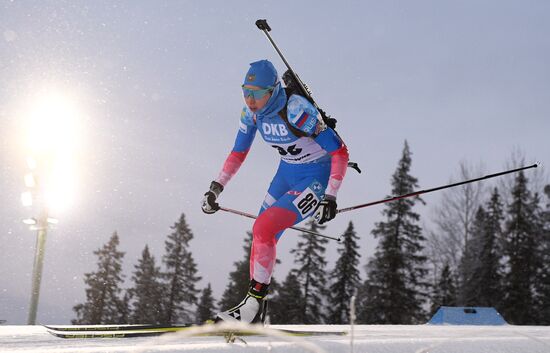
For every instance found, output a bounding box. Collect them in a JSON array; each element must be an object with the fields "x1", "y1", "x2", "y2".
[{"x1": 1, "y1": 1, "x2": 549, "y2": 324}]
